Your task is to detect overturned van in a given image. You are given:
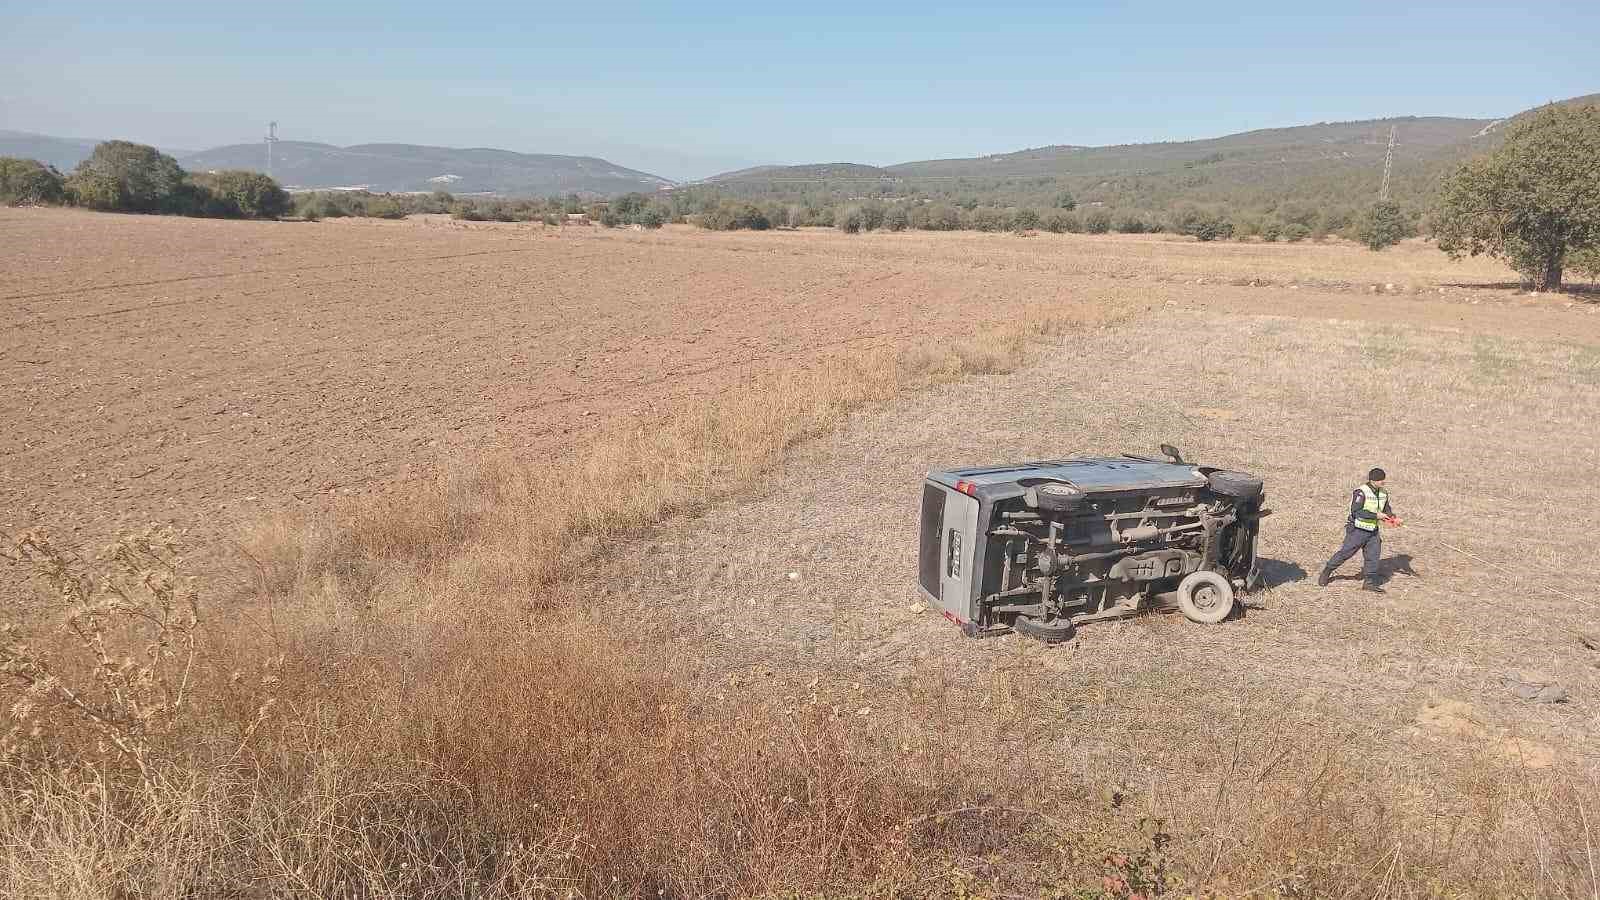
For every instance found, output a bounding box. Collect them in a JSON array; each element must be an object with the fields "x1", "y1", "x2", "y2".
[{"x1": 917, "y1": 446, "x2": 1266, "y2": 642}]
